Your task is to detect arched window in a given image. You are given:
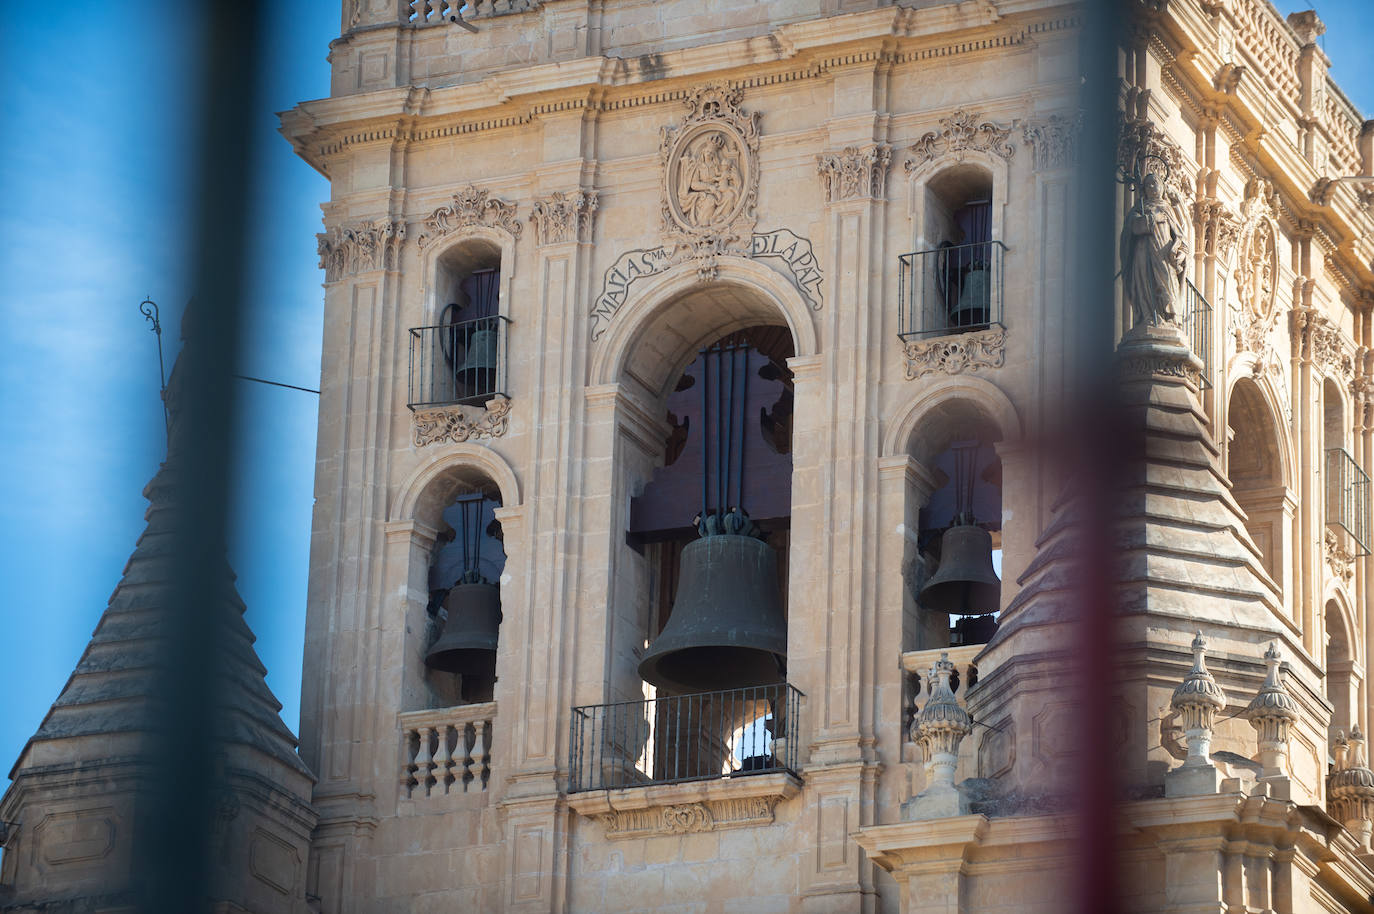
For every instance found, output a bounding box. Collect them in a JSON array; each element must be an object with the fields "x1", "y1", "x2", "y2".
[
  {"x1": 906, "y1": 401, "x2": 1003, "y2": 650},
  {"x1": 1325, "y1": 598, "x2": 1360, "y2": 741},
  {"x1": 571, "y1": 268, "x2": 811, "y2": 793},
  {"x1": 901, "y1": 162, "x2": 1005, "y2": 339},
  {"x1": 409, "y1": 238, "x2": 509, "y2": 409},
  {"x1": 1226, "y1": 378, "x2": 1287, "y2": 592}
]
